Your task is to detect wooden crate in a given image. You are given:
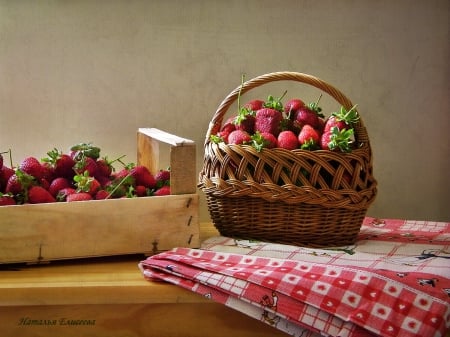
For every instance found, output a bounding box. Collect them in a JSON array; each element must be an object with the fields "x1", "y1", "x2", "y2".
[{"x1": 0, "y1": 128, "x2": 199, "y2": 264}]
